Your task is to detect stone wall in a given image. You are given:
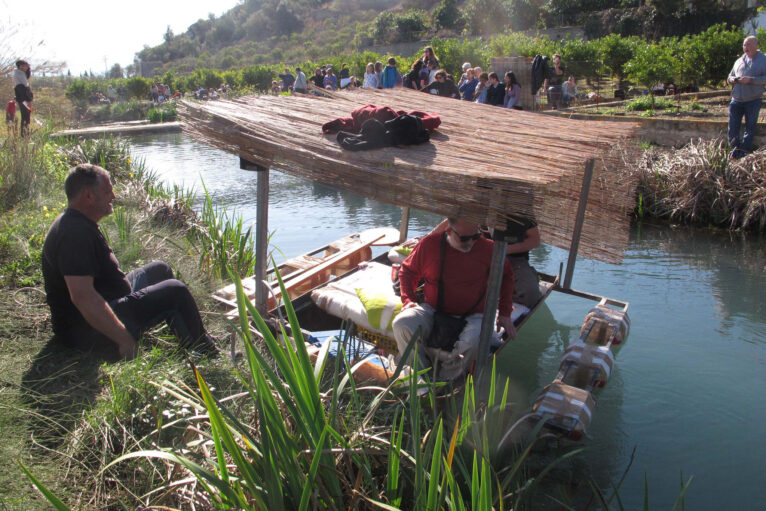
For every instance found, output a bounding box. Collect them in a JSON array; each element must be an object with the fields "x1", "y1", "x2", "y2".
[{"x1": 544, "y1": 111, "x2": 760, "y2": 147}]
